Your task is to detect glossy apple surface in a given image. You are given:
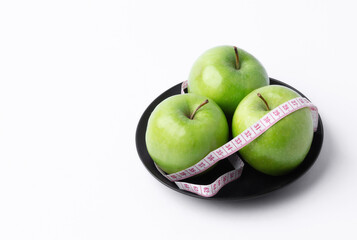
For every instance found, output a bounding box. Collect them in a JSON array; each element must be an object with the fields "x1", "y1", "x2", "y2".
[
  {"x1": 145, "y1": 93, "x2": 229, "y2": 174},
  {"x1": 188, "y1": 45, "x2": 269, "y2": 118},
  {"x1": 232, "y1": 85, "x2": 313, "y2": 176}
]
